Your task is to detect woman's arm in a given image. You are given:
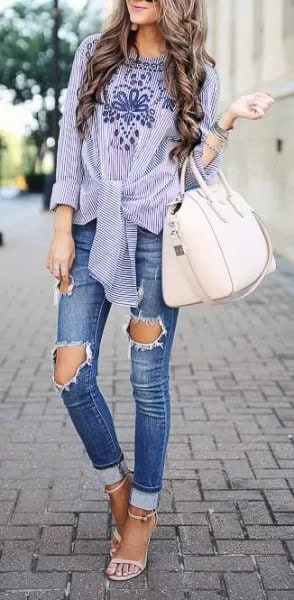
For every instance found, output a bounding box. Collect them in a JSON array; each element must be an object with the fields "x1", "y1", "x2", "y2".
[
  {"x1": 46, "y1": 206, "x2": 75, "y2": 284},
  {"x1": 184, "y1": 64, "x2": 274, "y2": 189},
  {"x1": 195, "y1": 66, "x2": 225, "y2": 175},
  {"x1": 49, "y1": 40, "x2": 89, "y2": 212},
  {"x1": 200, "y1": 86, "x2": 275, "y2": 171},
  {"x1": 201, "y1": 109, "x2": 236, "y2": 168},
  {"x1": 184, "y1": 65, "x2": 226, "y2": 189},
  {"x1": 46, "y1": 36, "x2": 98, "y2": 284},
  {"x1": 46, "y1": 42, "x2": 86, "y2": 284}
]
